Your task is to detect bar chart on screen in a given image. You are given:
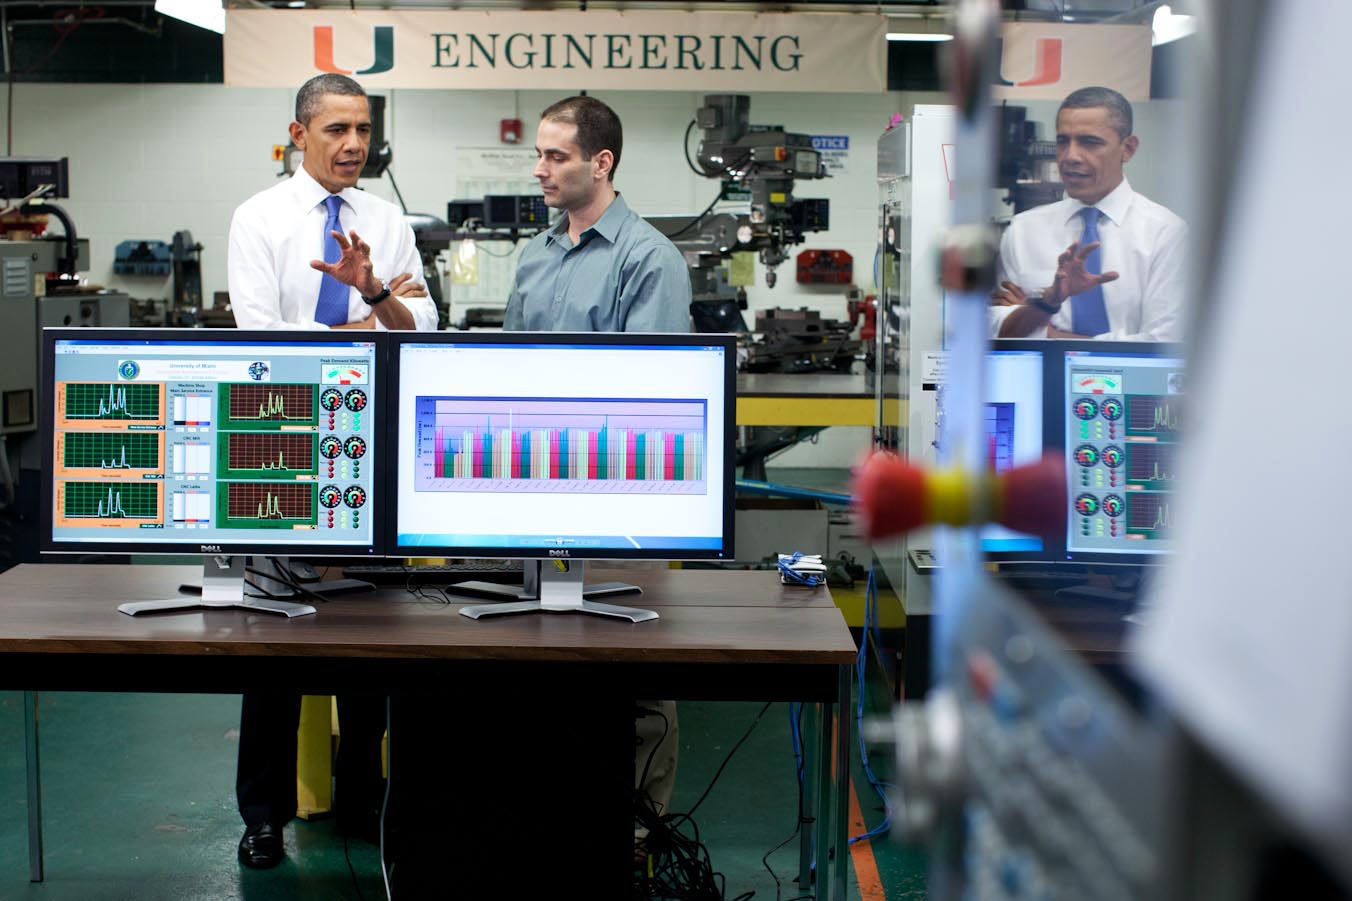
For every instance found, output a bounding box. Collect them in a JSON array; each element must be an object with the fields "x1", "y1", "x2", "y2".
[{"x1": 413, "y1": 397, "x2": 709, "y2": 495}]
